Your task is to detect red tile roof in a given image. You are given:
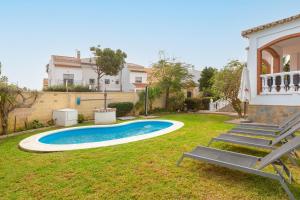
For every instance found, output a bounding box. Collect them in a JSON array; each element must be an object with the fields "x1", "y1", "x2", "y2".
[
  {"x1": 133, "y1": 83, "x2": 148, "y2": 88},
  {"x1": 242, "y1": 13, "x2": 300, "y2": 38},
  {"x1": 52, "y1": 55, "x2": 81, "y2": 68}
]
